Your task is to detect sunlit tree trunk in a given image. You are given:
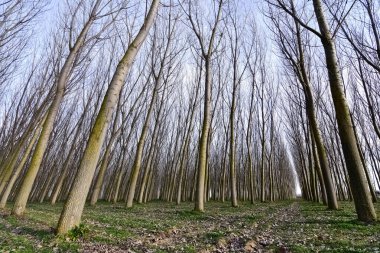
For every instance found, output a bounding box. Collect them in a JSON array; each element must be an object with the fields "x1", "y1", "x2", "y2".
[
  {"x1": 90, "y1": 98, "x2": 122, "y2": 205},
  {"x1": 56, "y1": 0, "x2": 160, "y2": 234},
  {"x1": 0, "y1": 117, "x2": 45, "y2": 208},
  {"x1": 11, "y1": 2, "x2": 101, "y2": 216}
]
